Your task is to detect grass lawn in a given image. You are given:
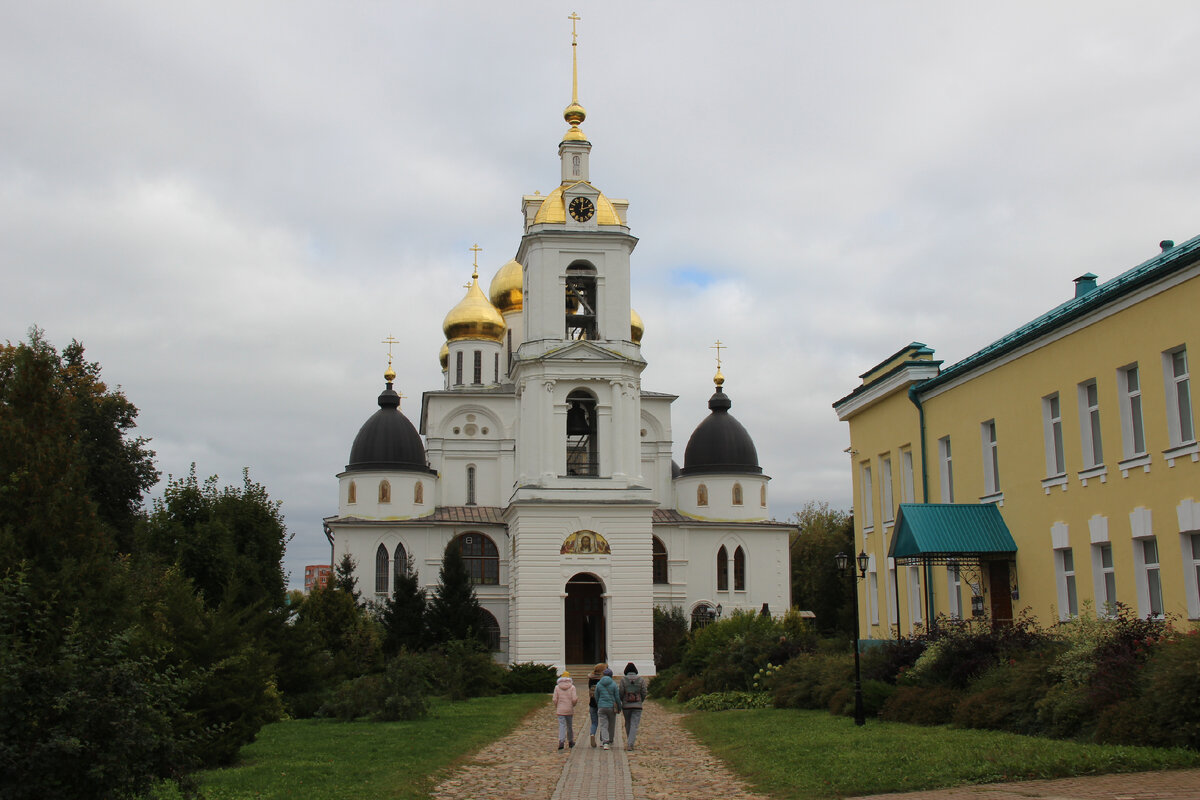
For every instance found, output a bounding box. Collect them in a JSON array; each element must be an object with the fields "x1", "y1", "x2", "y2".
[
  {"x1": 154, "y1": 693, "x2": 544, "y2": 800},
  {"x1": 679, "y1": 705, "x2": 1200, "y2": 800}
]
